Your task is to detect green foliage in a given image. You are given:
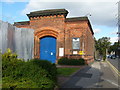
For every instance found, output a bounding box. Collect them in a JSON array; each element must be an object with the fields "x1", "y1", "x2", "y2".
[
  {"x1": 58, "y1": 57, "x2": 85, "y2": 65},
  {"x1": 103, "y1": 55, "x2": 106, "y2": 61},
  {"x1": 0, "y1": 49, "x2": 1, "y2": 55},
  {"x1": 28, "y1": 59, "x2": 57, "y2": 83},
  {"x1": 2, "y1": 48, "x2": 23, "y2": 77},
  {"x1": 108, "y1": 42, "x2": 119, "y2": 55},
  {"x1": 95, "y1": 37, "x2": 111, "y2": 60},
  {"x1": 2, "y1": 77, "x2": 39, "y2": 88},
  {"x1": 2, "y1": 49, "x2": 57, "y2": 89}
]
